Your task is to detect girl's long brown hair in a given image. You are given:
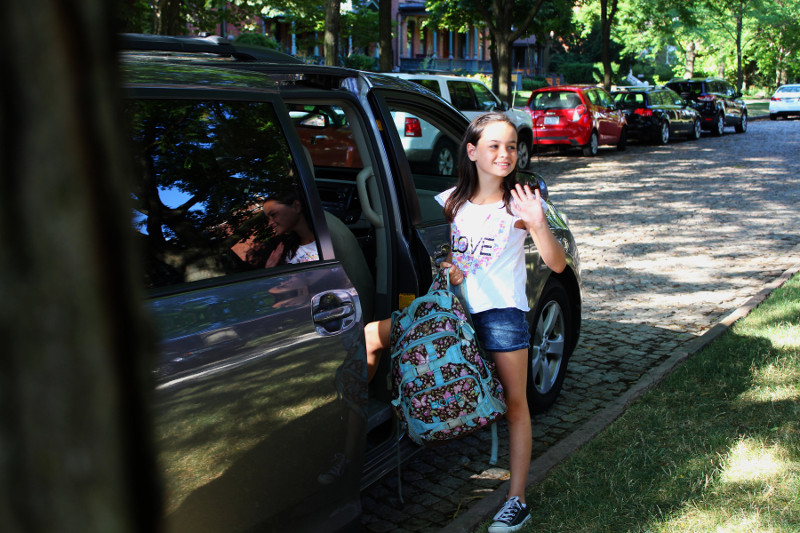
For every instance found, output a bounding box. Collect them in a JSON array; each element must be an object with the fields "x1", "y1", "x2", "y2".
[{"x1": 443, "y1": 112, "x2": 518, "y2": 222}]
